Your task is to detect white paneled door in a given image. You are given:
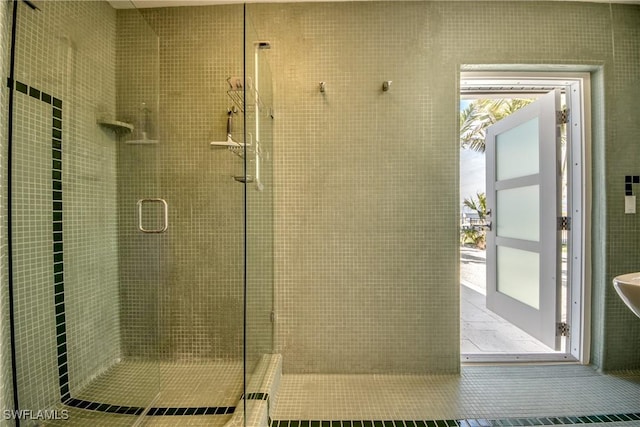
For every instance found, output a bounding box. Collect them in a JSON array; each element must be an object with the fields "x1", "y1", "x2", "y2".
[{"x1": 485, "y1": 90, "x2": 563, "y2": 350}]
